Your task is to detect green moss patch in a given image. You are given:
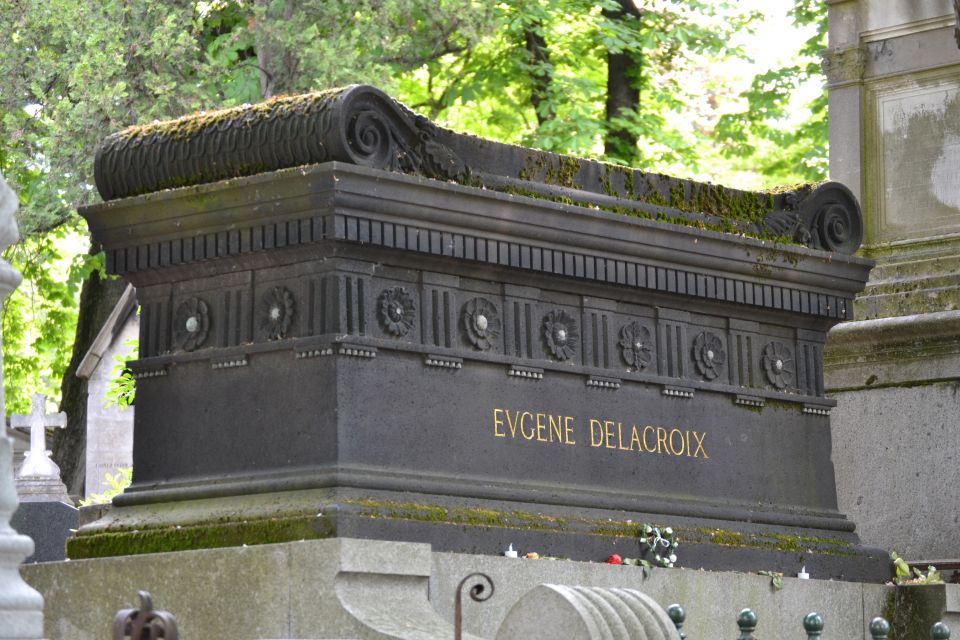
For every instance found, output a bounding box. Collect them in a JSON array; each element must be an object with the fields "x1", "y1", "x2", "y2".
[
  {"x1": 118, "y1": 87, "x2": 346, "y2": 143},
  {"x1": 67, "y1": 514, "x2": 334, "y2": 560}
]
